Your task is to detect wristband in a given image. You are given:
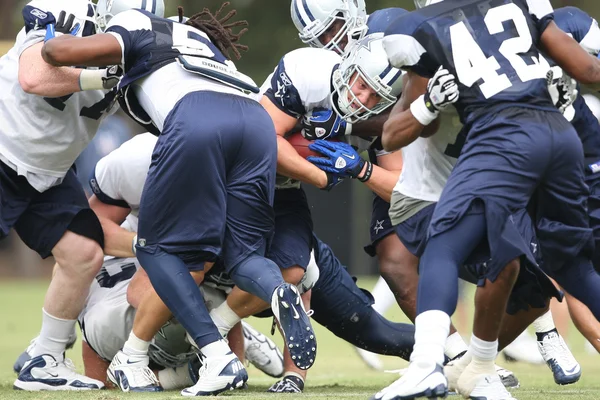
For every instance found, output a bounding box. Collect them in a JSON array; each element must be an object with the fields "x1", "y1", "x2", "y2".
[
  {"x1": 132, "y1": 234, "x2": 137, "y2": 256},
  {"x1": 410, "y1": 94, "x2": 439, "y2": 126},
  {"x1": 79, "y1": 69, "x2": 106, "y2": 91},
  {"x1": 344, "y1": 121, "x2": 353, "y2": 136},
  {"x1": 358, "y1": 161, "x2": 373, "y2": 182}
]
